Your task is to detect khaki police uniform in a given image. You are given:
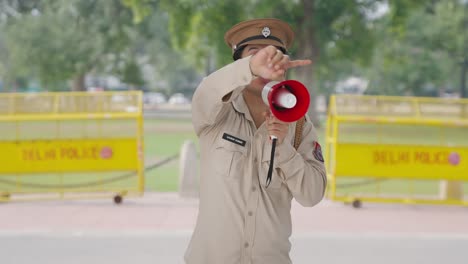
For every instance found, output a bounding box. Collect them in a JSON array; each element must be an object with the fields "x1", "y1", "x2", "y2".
[{"x1": 184, "y1": 18, "x2": 327, "y2": 264}]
